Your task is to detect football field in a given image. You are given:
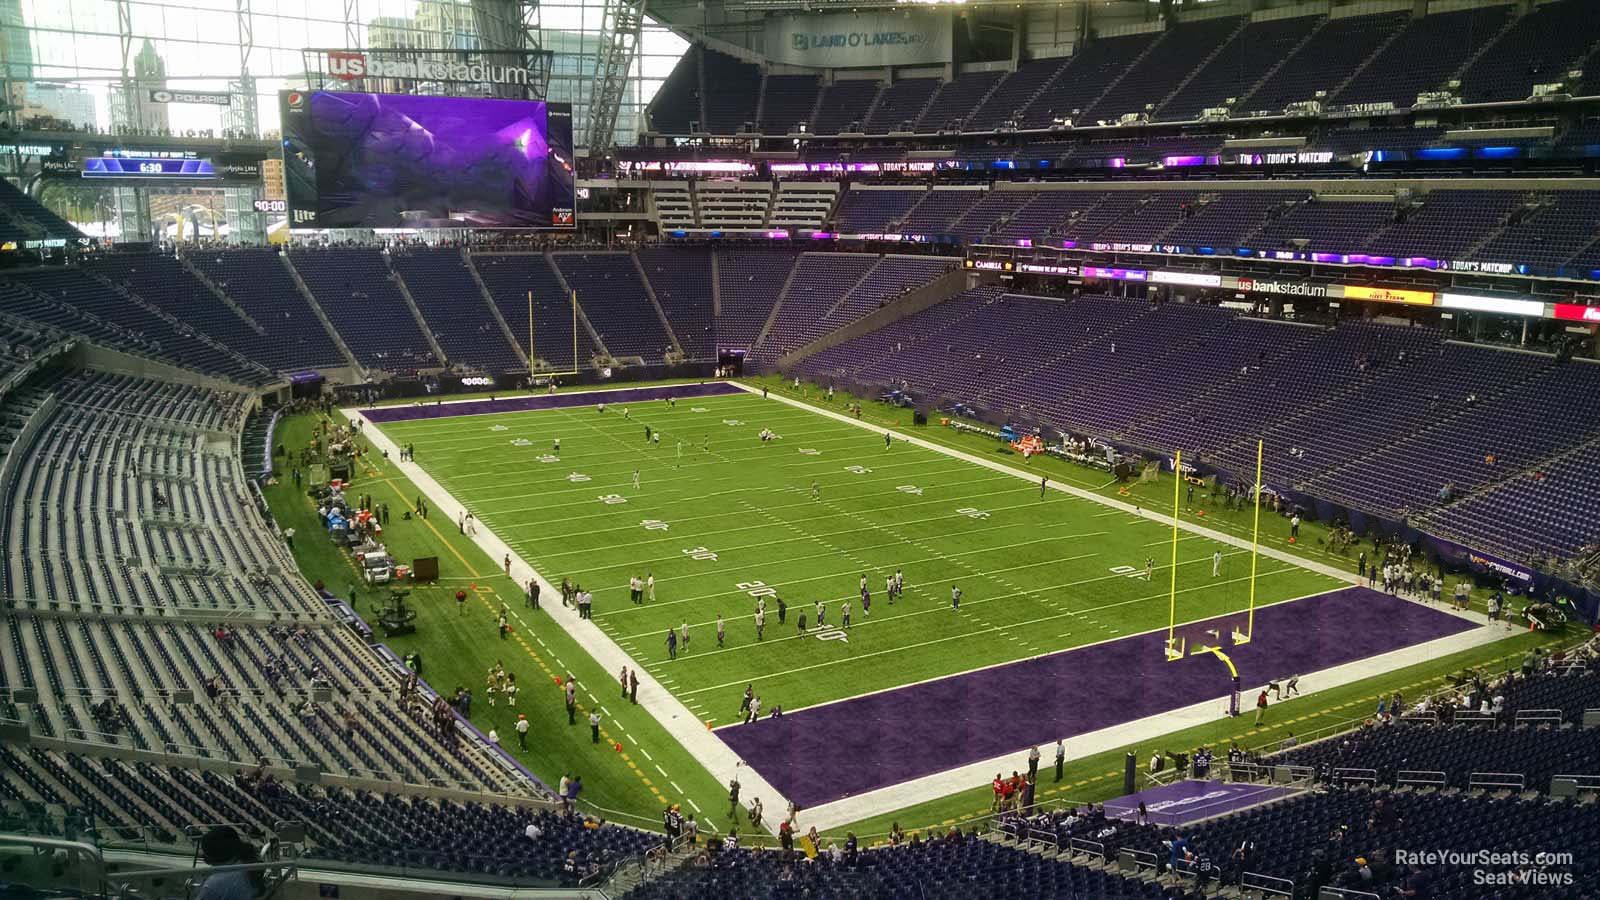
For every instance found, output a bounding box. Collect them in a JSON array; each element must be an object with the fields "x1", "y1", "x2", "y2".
[{"x1": 367, "y1": 383, "x2": 1342, "y2": 731}]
